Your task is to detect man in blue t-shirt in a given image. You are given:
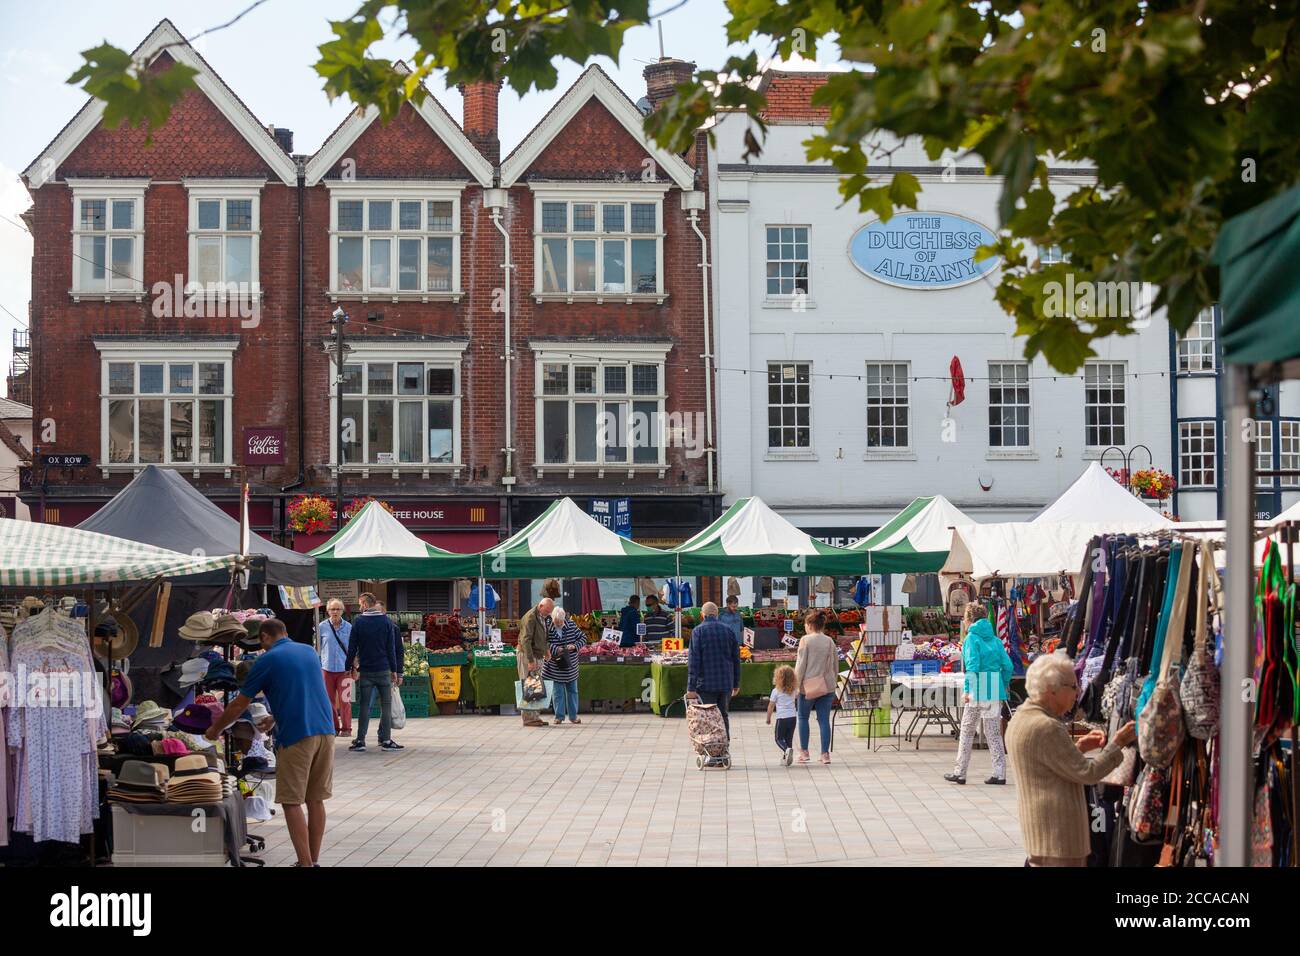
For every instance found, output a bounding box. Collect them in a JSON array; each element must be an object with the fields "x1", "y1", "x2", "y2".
[{"x1": 207, "y1": 618, "x2": 335, "y2": 867}]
